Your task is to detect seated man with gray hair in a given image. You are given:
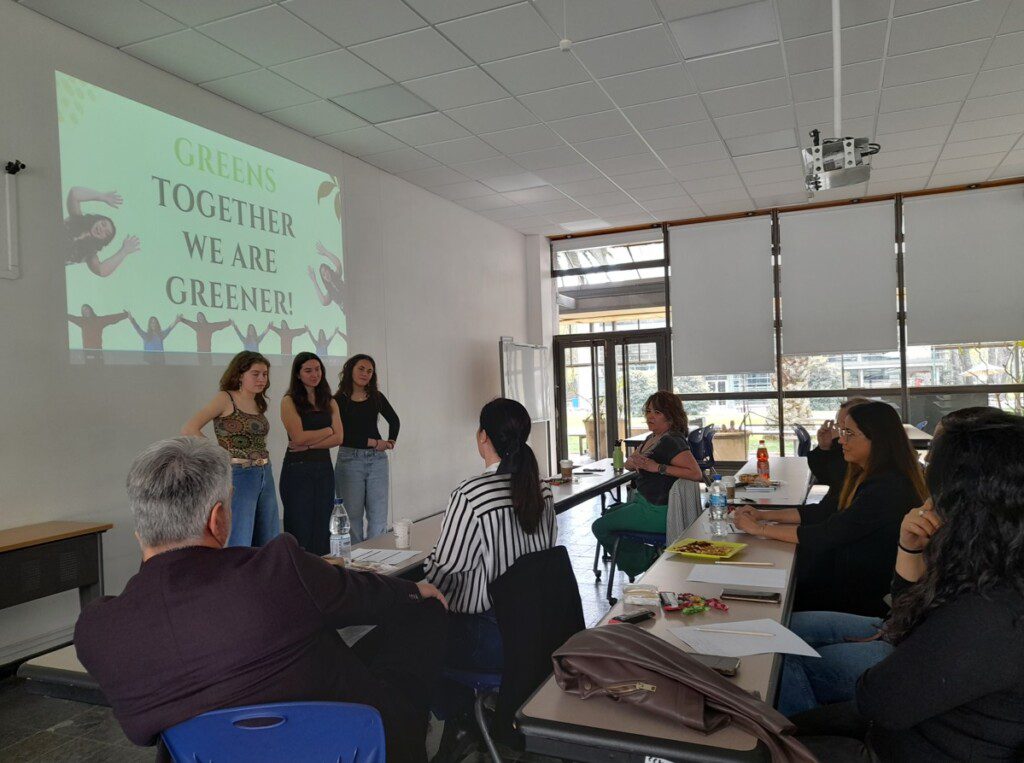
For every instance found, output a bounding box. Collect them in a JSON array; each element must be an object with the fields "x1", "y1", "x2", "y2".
[{"x1": 75, "y1": 437, "x2": 447, "y2": 762}]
